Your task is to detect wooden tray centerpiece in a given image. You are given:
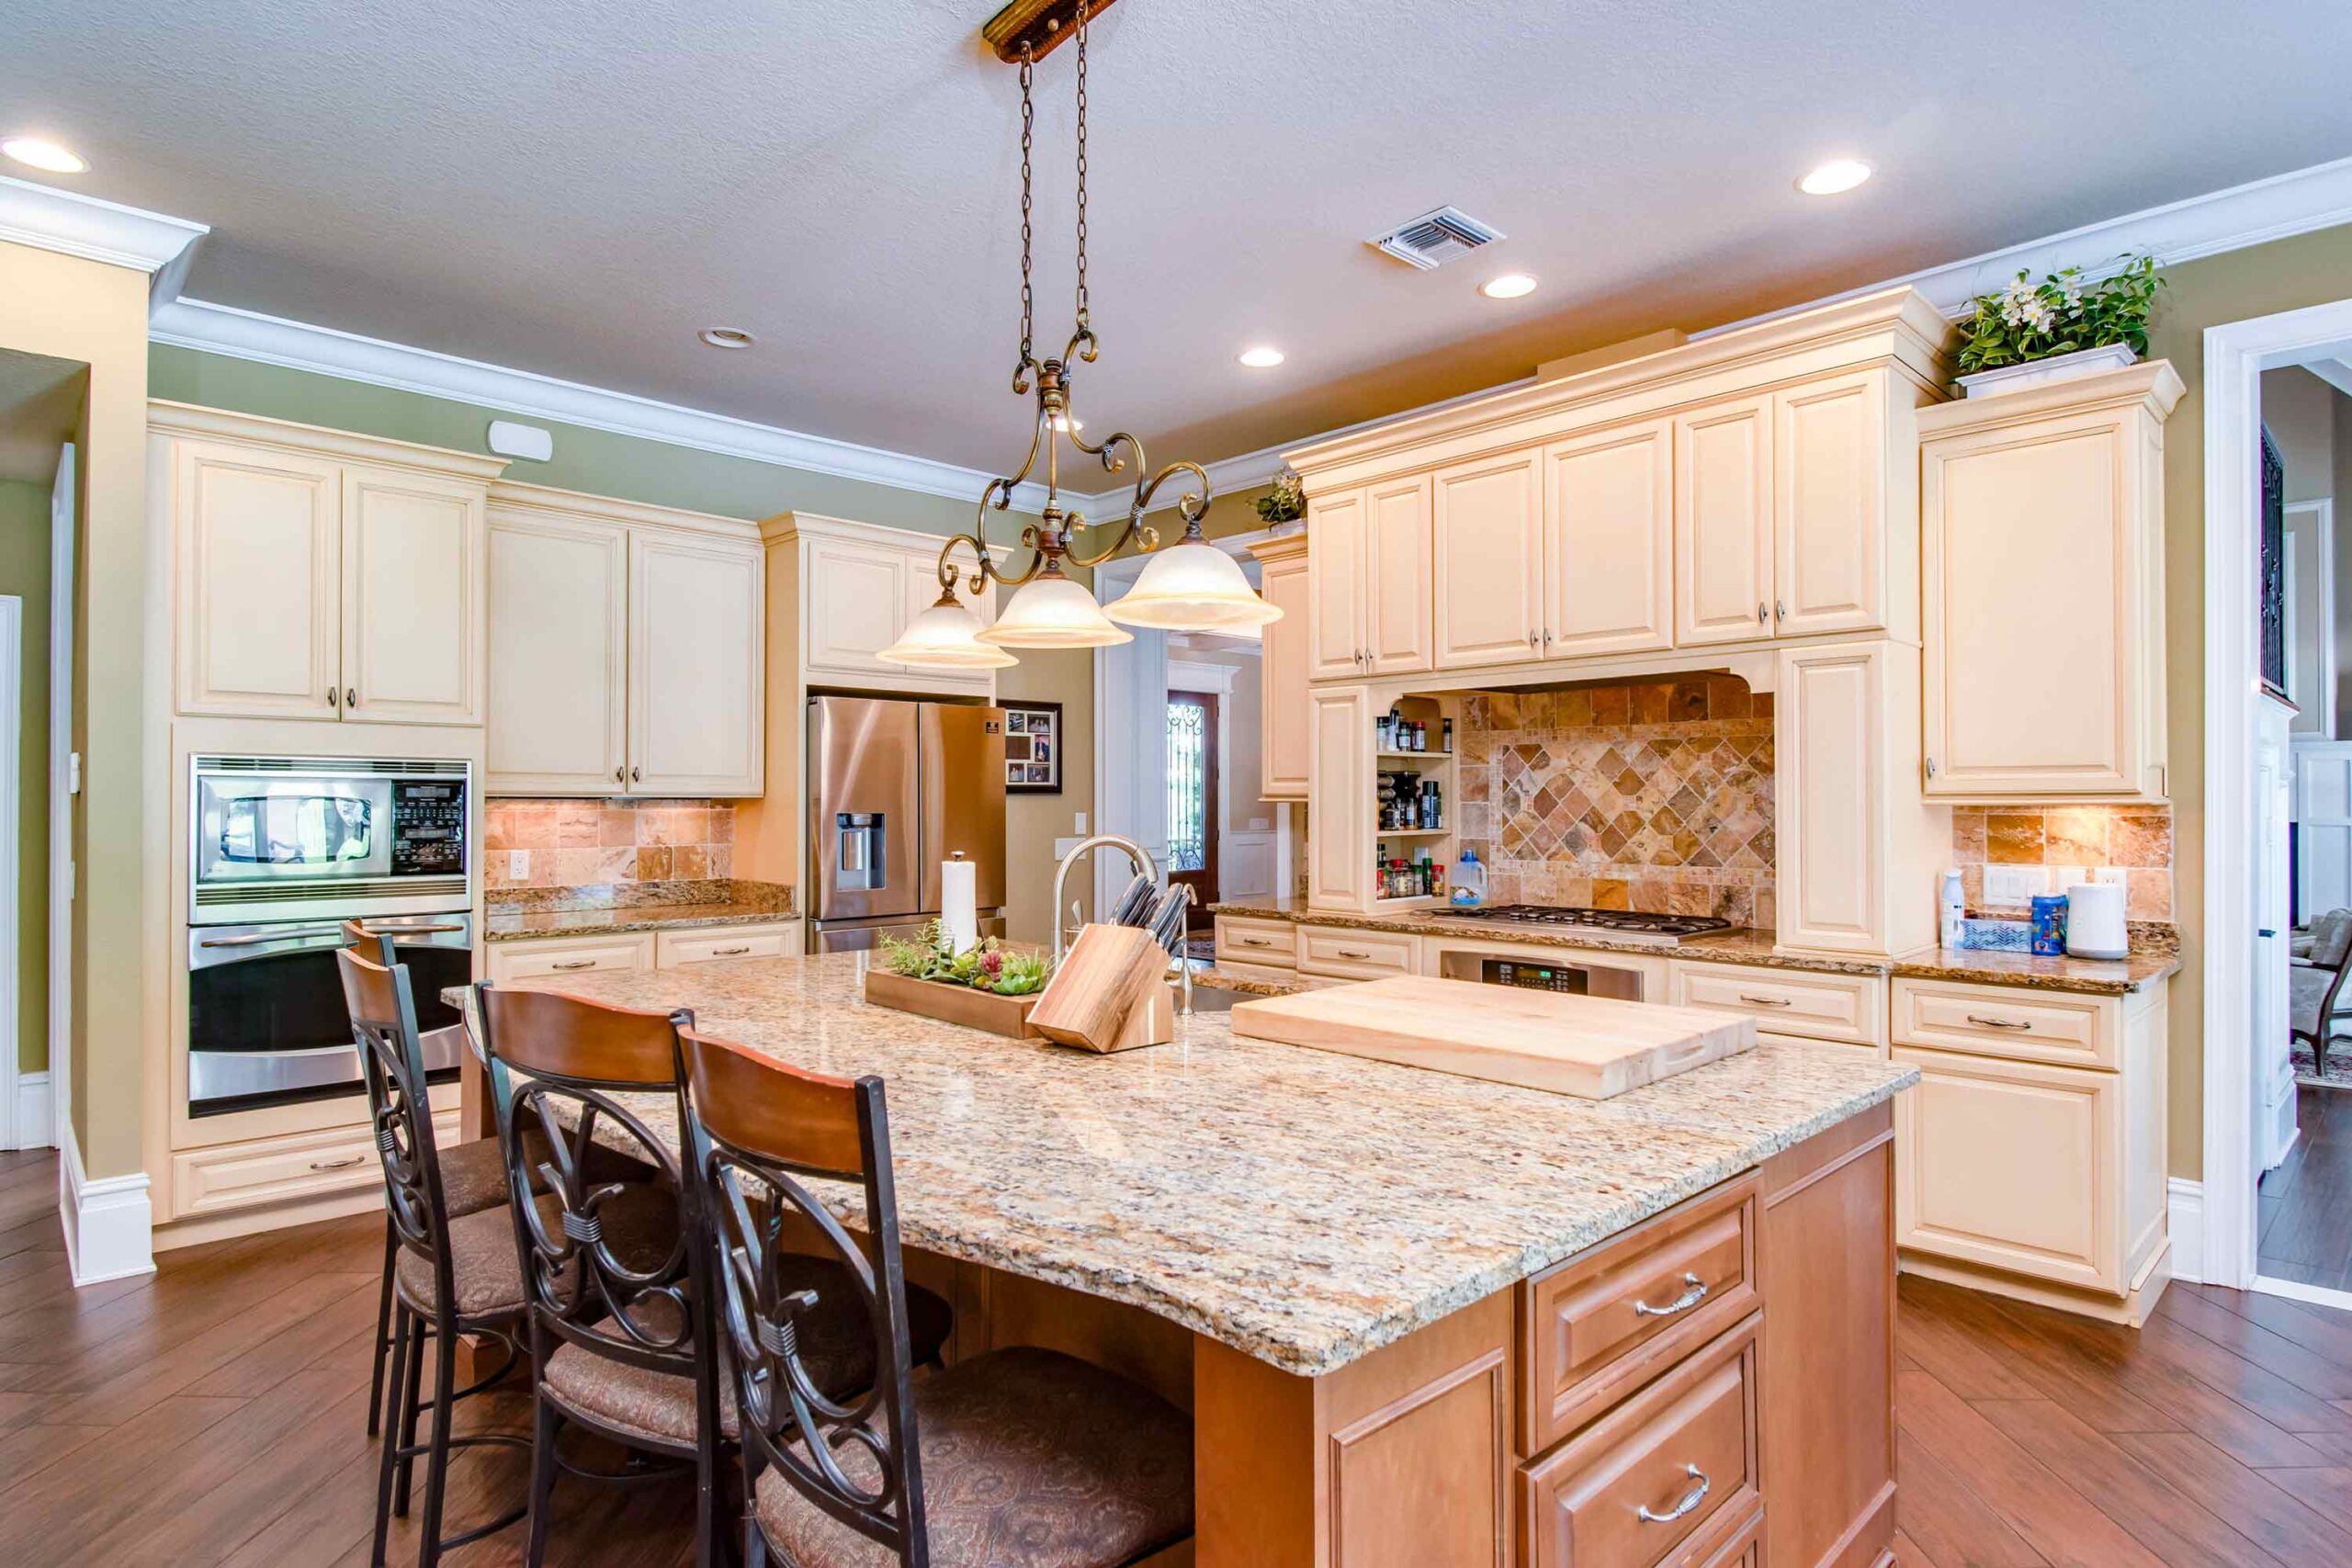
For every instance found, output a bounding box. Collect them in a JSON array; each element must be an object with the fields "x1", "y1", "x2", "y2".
[{"x1": 865, "y1": 923, "x2": 1053, "y2": 1040}]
